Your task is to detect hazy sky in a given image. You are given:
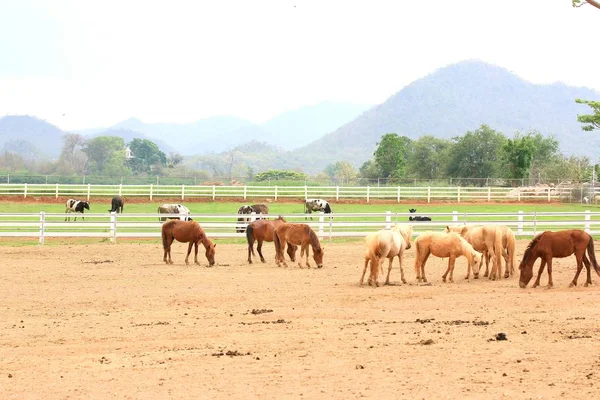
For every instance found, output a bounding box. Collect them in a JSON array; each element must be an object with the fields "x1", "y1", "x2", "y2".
[{"x1": 0, "y1": 0, "x2": 598, "y2": 130}]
